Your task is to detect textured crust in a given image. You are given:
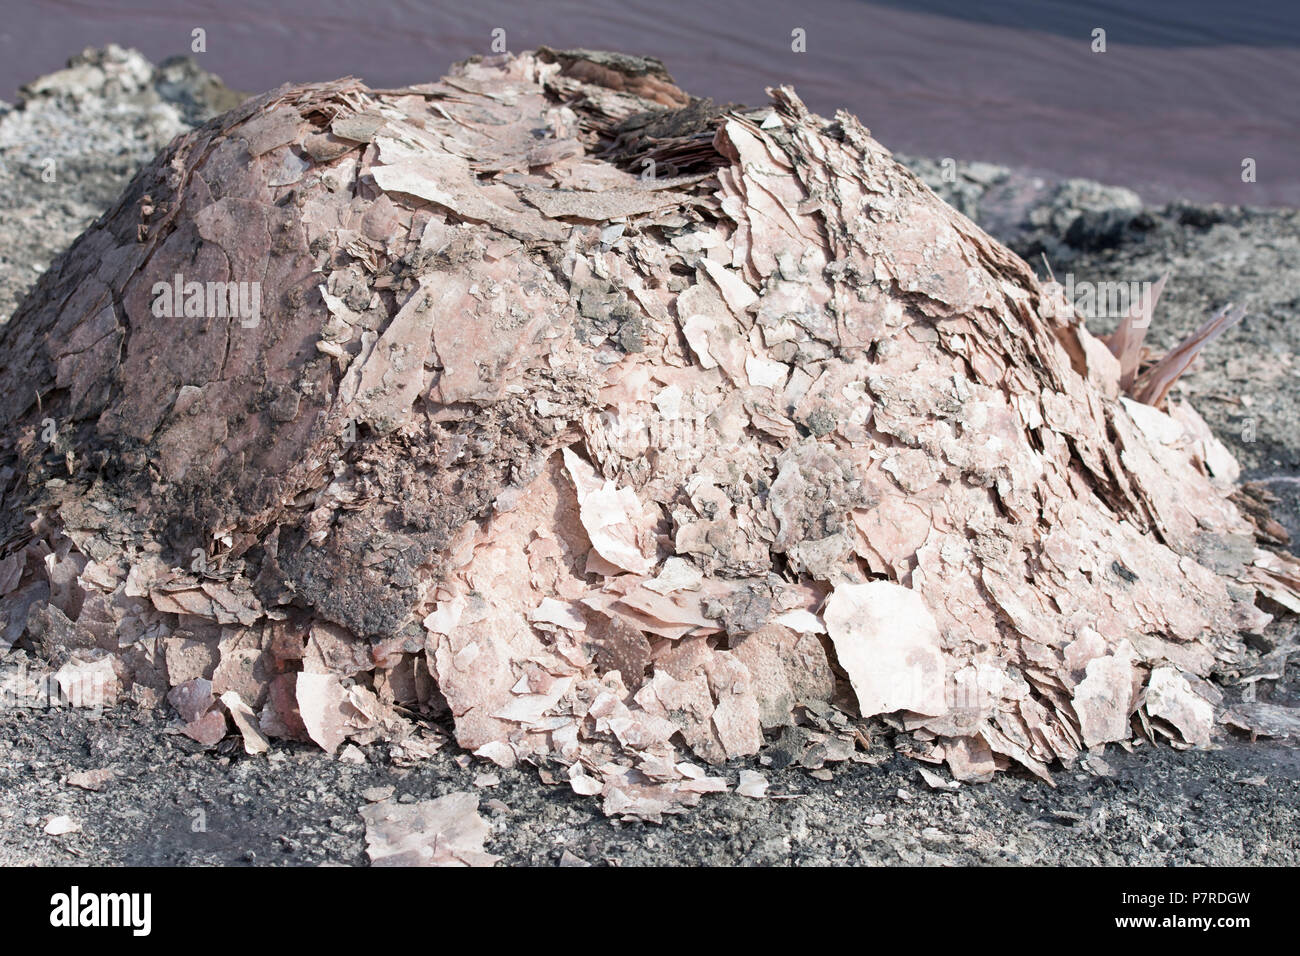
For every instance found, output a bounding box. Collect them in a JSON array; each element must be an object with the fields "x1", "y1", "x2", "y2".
[{"x1": 1, "y1": 51, "x2": 1296, "y2": 817}]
